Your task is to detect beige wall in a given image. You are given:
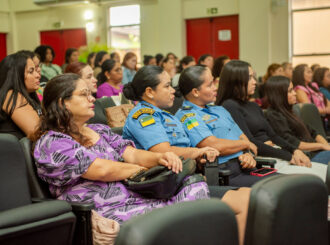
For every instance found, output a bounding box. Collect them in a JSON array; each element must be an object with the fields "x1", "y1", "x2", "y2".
[{"x1": 0, "y1": 0, "x2": 289, "y2": 75}]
